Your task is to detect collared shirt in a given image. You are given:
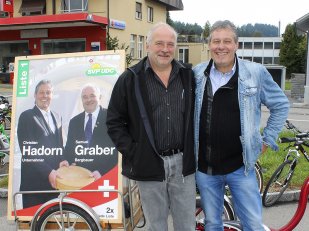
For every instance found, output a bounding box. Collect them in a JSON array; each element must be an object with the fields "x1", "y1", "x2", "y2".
[
  {"x1": 210, "y1": 61, "x2": 236, "y2": 95},
  {"x1": 38, "y1": 107, "x2": 56, "y2": 133},
  {"x1": 84, "y1": 106, "x2": 100, "y2": 132},
  {"x1": 144, "y1": 59, "x2": 184, "y2": 152}
]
